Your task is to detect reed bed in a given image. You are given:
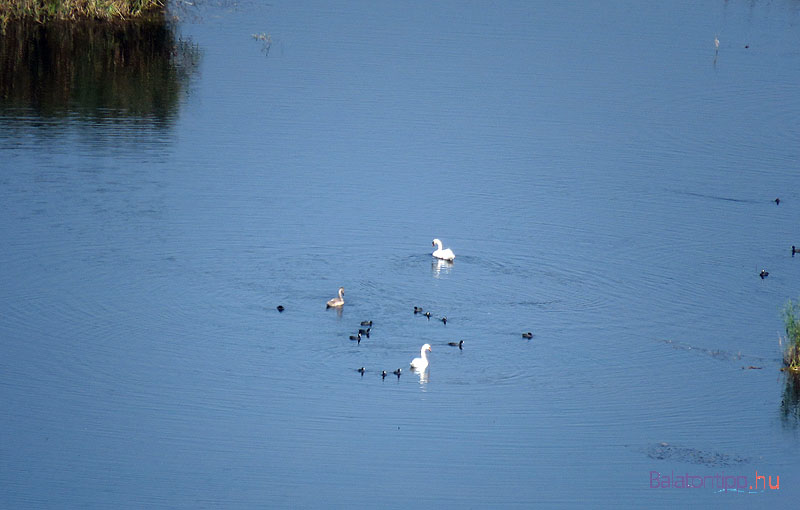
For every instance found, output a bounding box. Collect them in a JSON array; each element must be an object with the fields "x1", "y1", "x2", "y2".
[
  {"x1": 0, "y1": 0, "x2": 163, "y2": 24},
  {"x1": 781, "y1": 299, "x2": 800, "y2": 372}
]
